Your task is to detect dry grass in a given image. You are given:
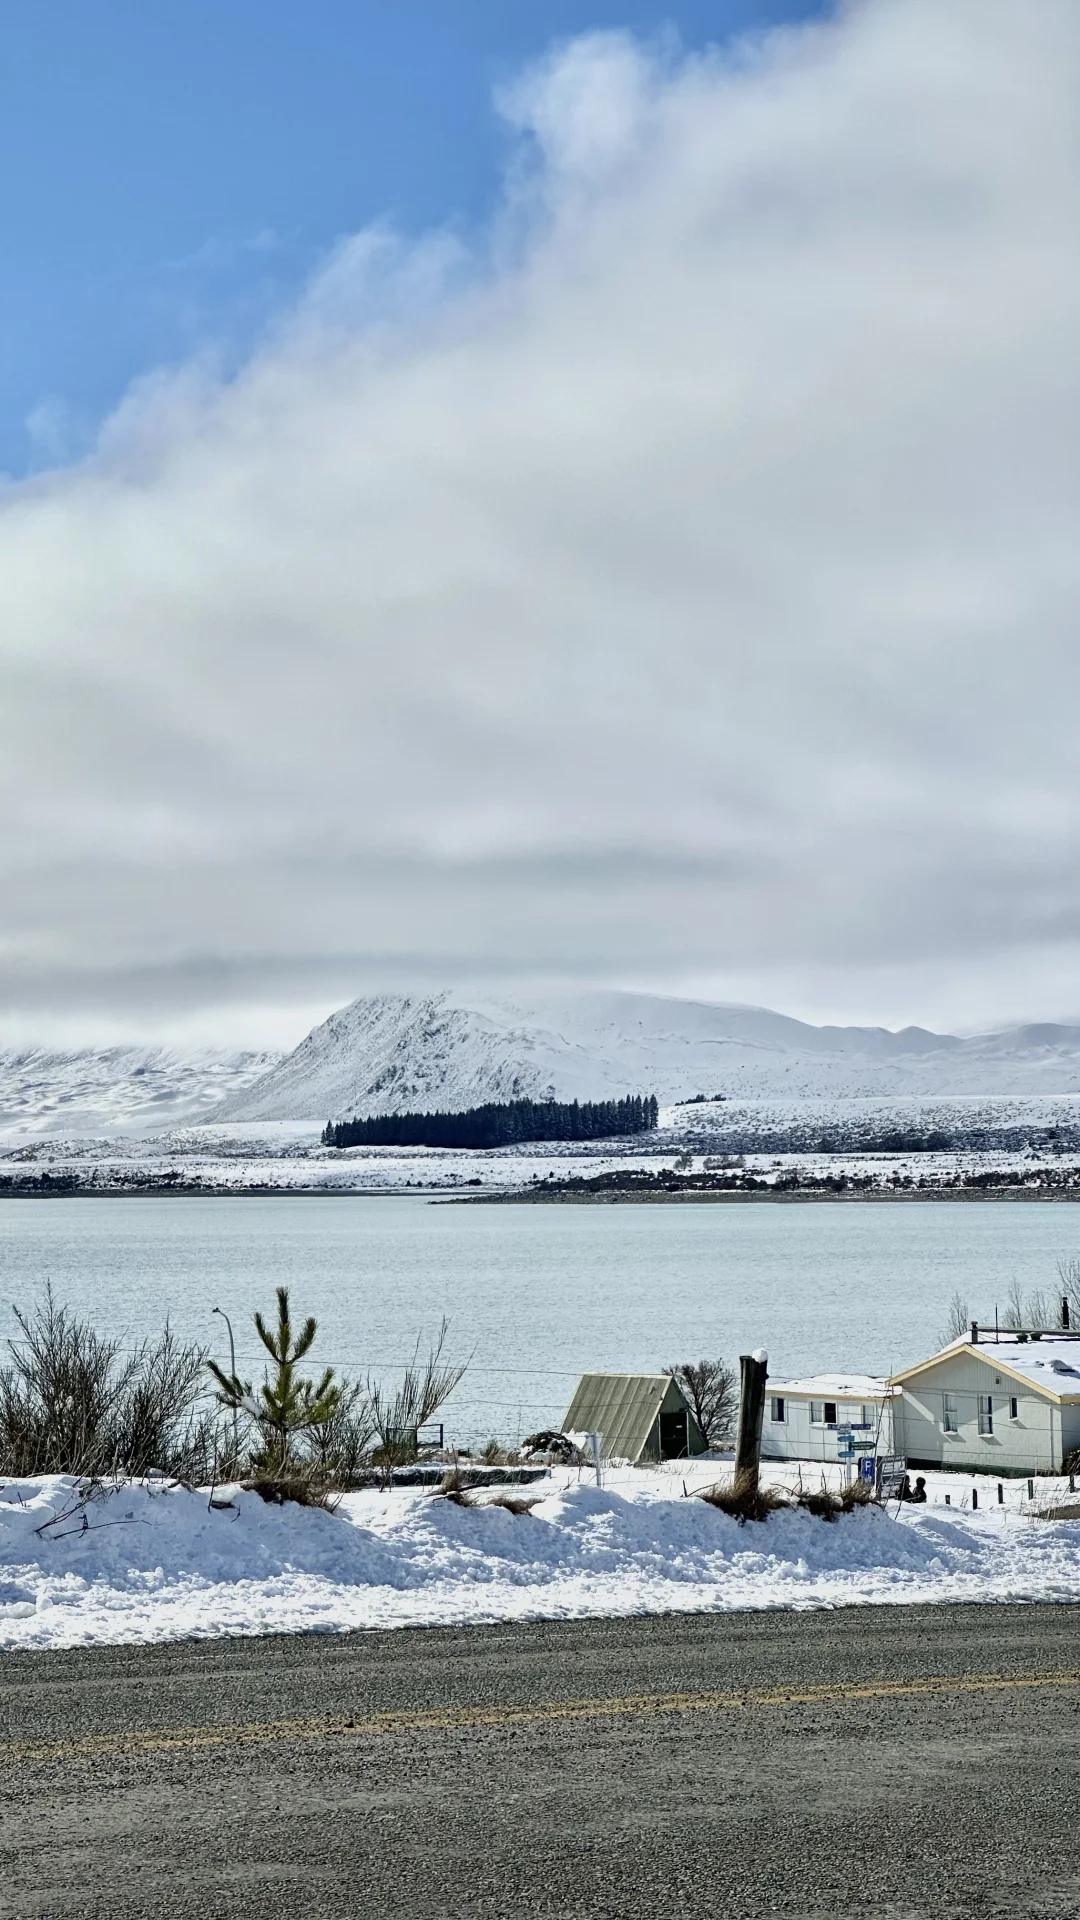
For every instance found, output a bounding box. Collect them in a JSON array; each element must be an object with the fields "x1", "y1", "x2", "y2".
[
  {"x1": 697, "y1": 1473, "x2": 791, "y2": 1523},
  {"x1": 429, "y1": 1471, "x2": 540, "y2": 1515},
  {"x1": 431, "y1": 1466, "x2": 476, "y2": 1507},
  {"x1": 1031, "y1": 1501, "x2": 1080, "y2": 1522},
  {"x1": 241, "y1": 1468, "x2": 339, "y2": 1511},
  {"x1": 793, "y1": 1476, "x2": 880, "y2": 1521},
  {"x1": 838, "y1": 1477, "x2": 879, "y2": 1511},
  {"x1": 482, "y1": 1491, "x2": 541, "y2": 1516},
  {"x1": 699, "y1": 1470, "x2": 880, "y2": 1524}
]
